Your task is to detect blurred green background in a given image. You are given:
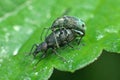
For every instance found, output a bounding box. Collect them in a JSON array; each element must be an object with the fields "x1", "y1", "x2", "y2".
[{"x1": 0, "y1": 0, "x2": 120, "y2": 80}]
